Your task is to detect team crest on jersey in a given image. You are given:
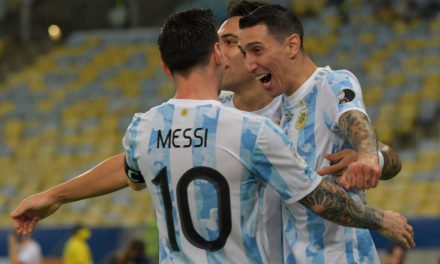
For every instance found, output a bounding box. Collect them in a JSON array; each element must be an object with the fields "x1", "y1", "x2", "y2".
[
  {"x1": 295, "y1": 102, "x2": 308, "y2": 130},
  {"x1": 337, "y1": 89, "x2": 356, "y2": 104}
]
